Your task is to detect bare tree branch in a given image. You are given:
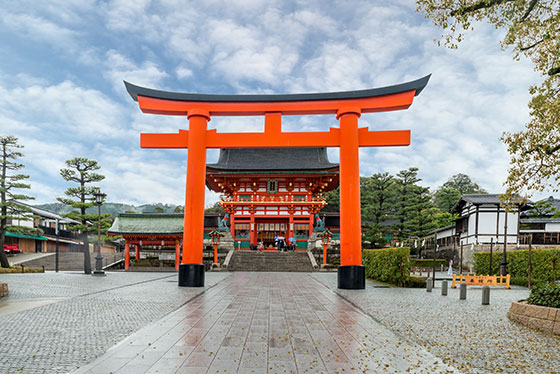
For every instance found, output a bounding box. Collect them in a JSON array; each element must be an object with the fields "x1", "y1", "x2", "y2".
[
  {"x1": 450, "y1": 0, "x2": 516, "y2": 16},
  {"x1": 521, "y1": 0, "x2": 539, "y2": 21},
  {"x1": 520, "y1": 39, "x2": 544, "y2": 51}
]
